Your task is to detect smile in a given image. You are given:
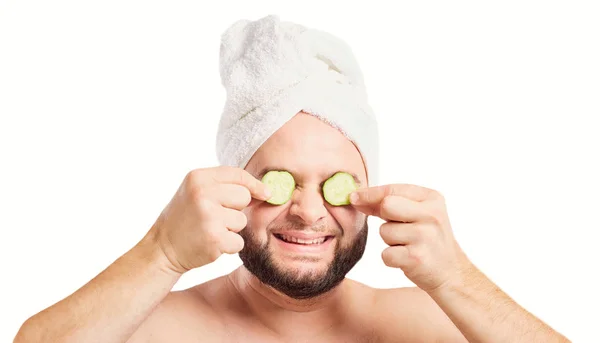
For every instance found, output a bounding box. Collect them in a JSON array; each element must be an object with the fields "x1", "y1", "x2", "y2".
[{"x1": 274, "y1": 234, "x2": 334, "y2": 245}]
